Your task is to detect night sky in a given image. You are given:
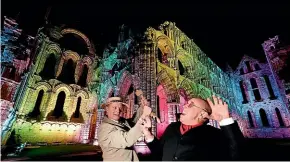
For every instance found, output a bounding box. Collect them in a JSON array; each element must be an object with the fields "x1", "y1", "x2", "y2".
[{"x1": 2, "y1": 1, "x2": 290, "y2": 70}]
